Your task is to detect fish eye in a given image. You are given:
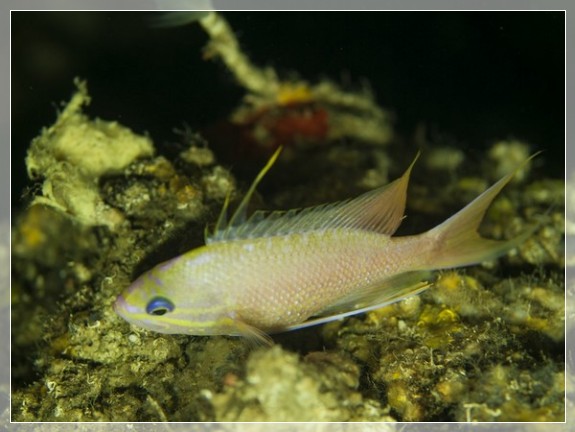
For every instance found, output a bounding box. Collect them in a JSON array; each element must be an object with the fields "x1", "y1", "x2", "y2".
[{"x1": 146, "y1": 297, "x2": 175, "y2": 316}]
